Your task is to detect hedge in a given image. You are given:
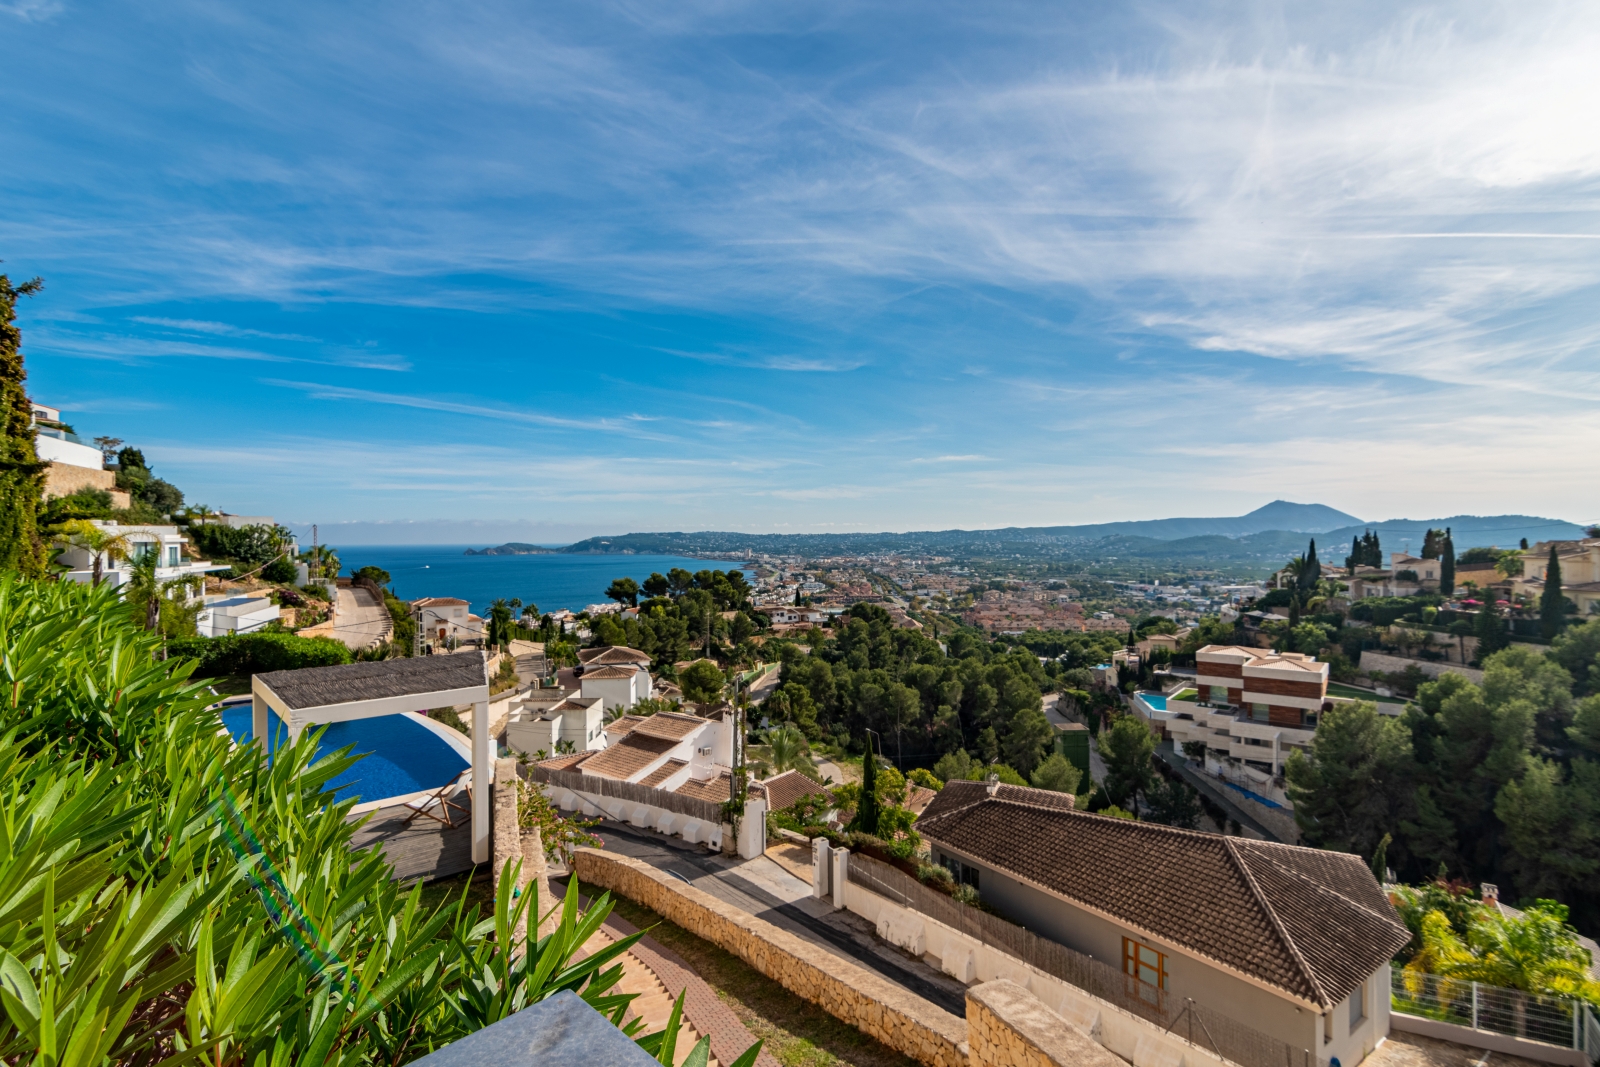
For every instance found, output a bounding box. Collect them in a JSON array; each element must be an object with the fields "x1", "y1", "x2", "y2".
[{"x1": 168, "y1": 631, "x2": 353, "y2": 677}]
